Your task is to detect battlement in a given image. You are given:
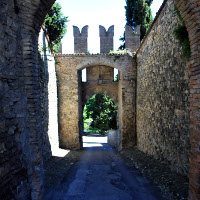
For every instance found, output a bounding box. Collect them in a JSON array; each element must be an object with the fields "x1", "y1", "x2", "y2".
[
  {"x1": 99, "y1": 25, "x2": 114, "y2": 53},
  {"x1": 64, "y1": 24, "x2": 141, "y2": 55},
  {"x1": 73, "y1": 25, "x2": 88, "y2": 53},
  {"x1": 125, "y1": 25, "x2": 140, "y2": 53}
]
